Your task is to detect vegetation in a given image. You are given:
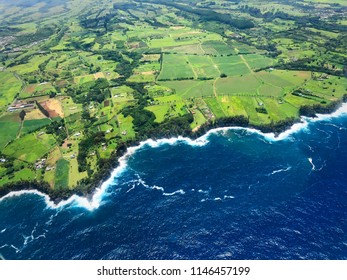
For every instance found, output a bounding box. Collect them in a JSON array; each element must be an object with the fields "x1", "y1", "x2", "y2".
[{"x1": 0, "y1": 0, "x2": 346, "y2": 199}]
